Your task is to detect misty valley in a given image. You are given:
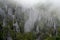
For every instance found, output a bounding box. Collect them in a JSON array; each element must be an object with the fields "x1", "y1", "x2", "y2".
[{"x1": 0, "y1": 0, "x2": 60, "y2": 40}]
